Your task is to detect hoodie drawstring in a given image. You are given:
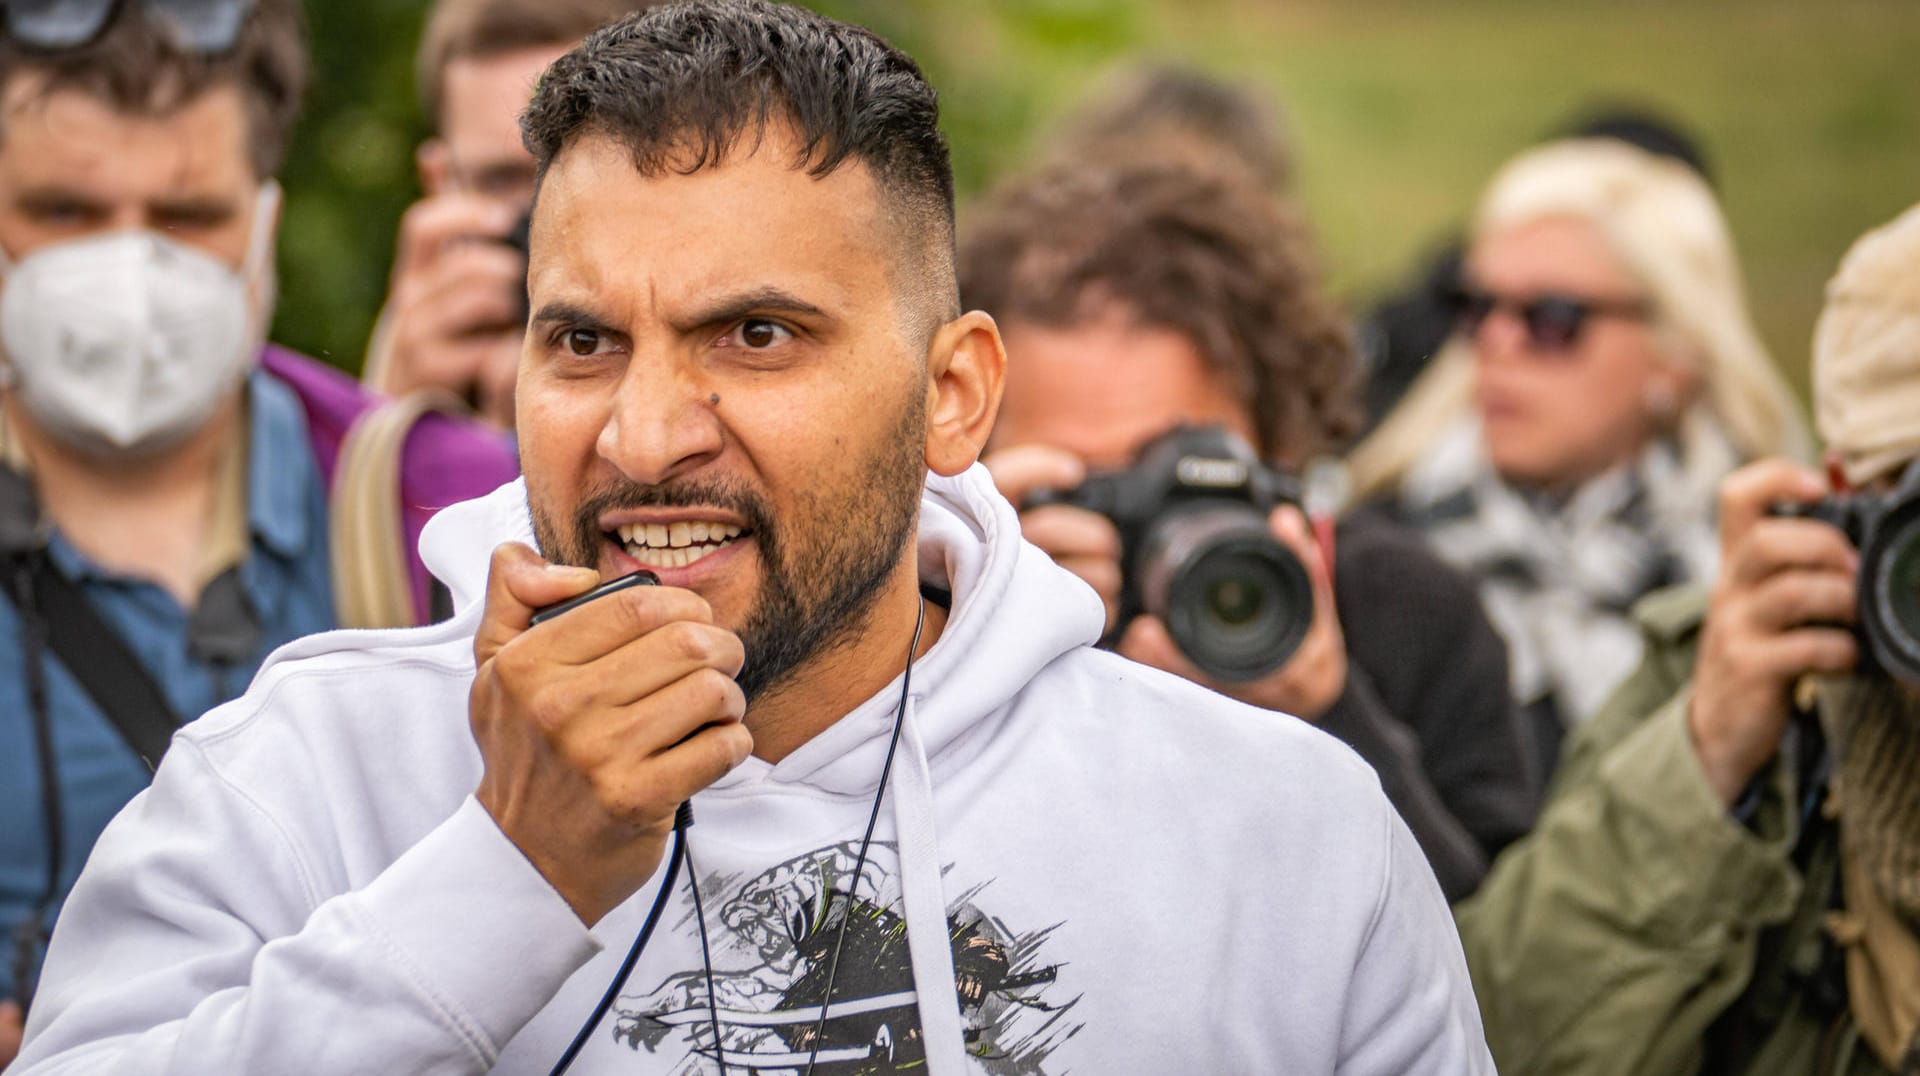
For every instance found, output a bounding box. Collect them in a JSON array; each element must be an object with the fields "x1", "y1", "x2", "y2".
[{"x1": 891, "y1": 697, "x2": 968, "y2": 1075}]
